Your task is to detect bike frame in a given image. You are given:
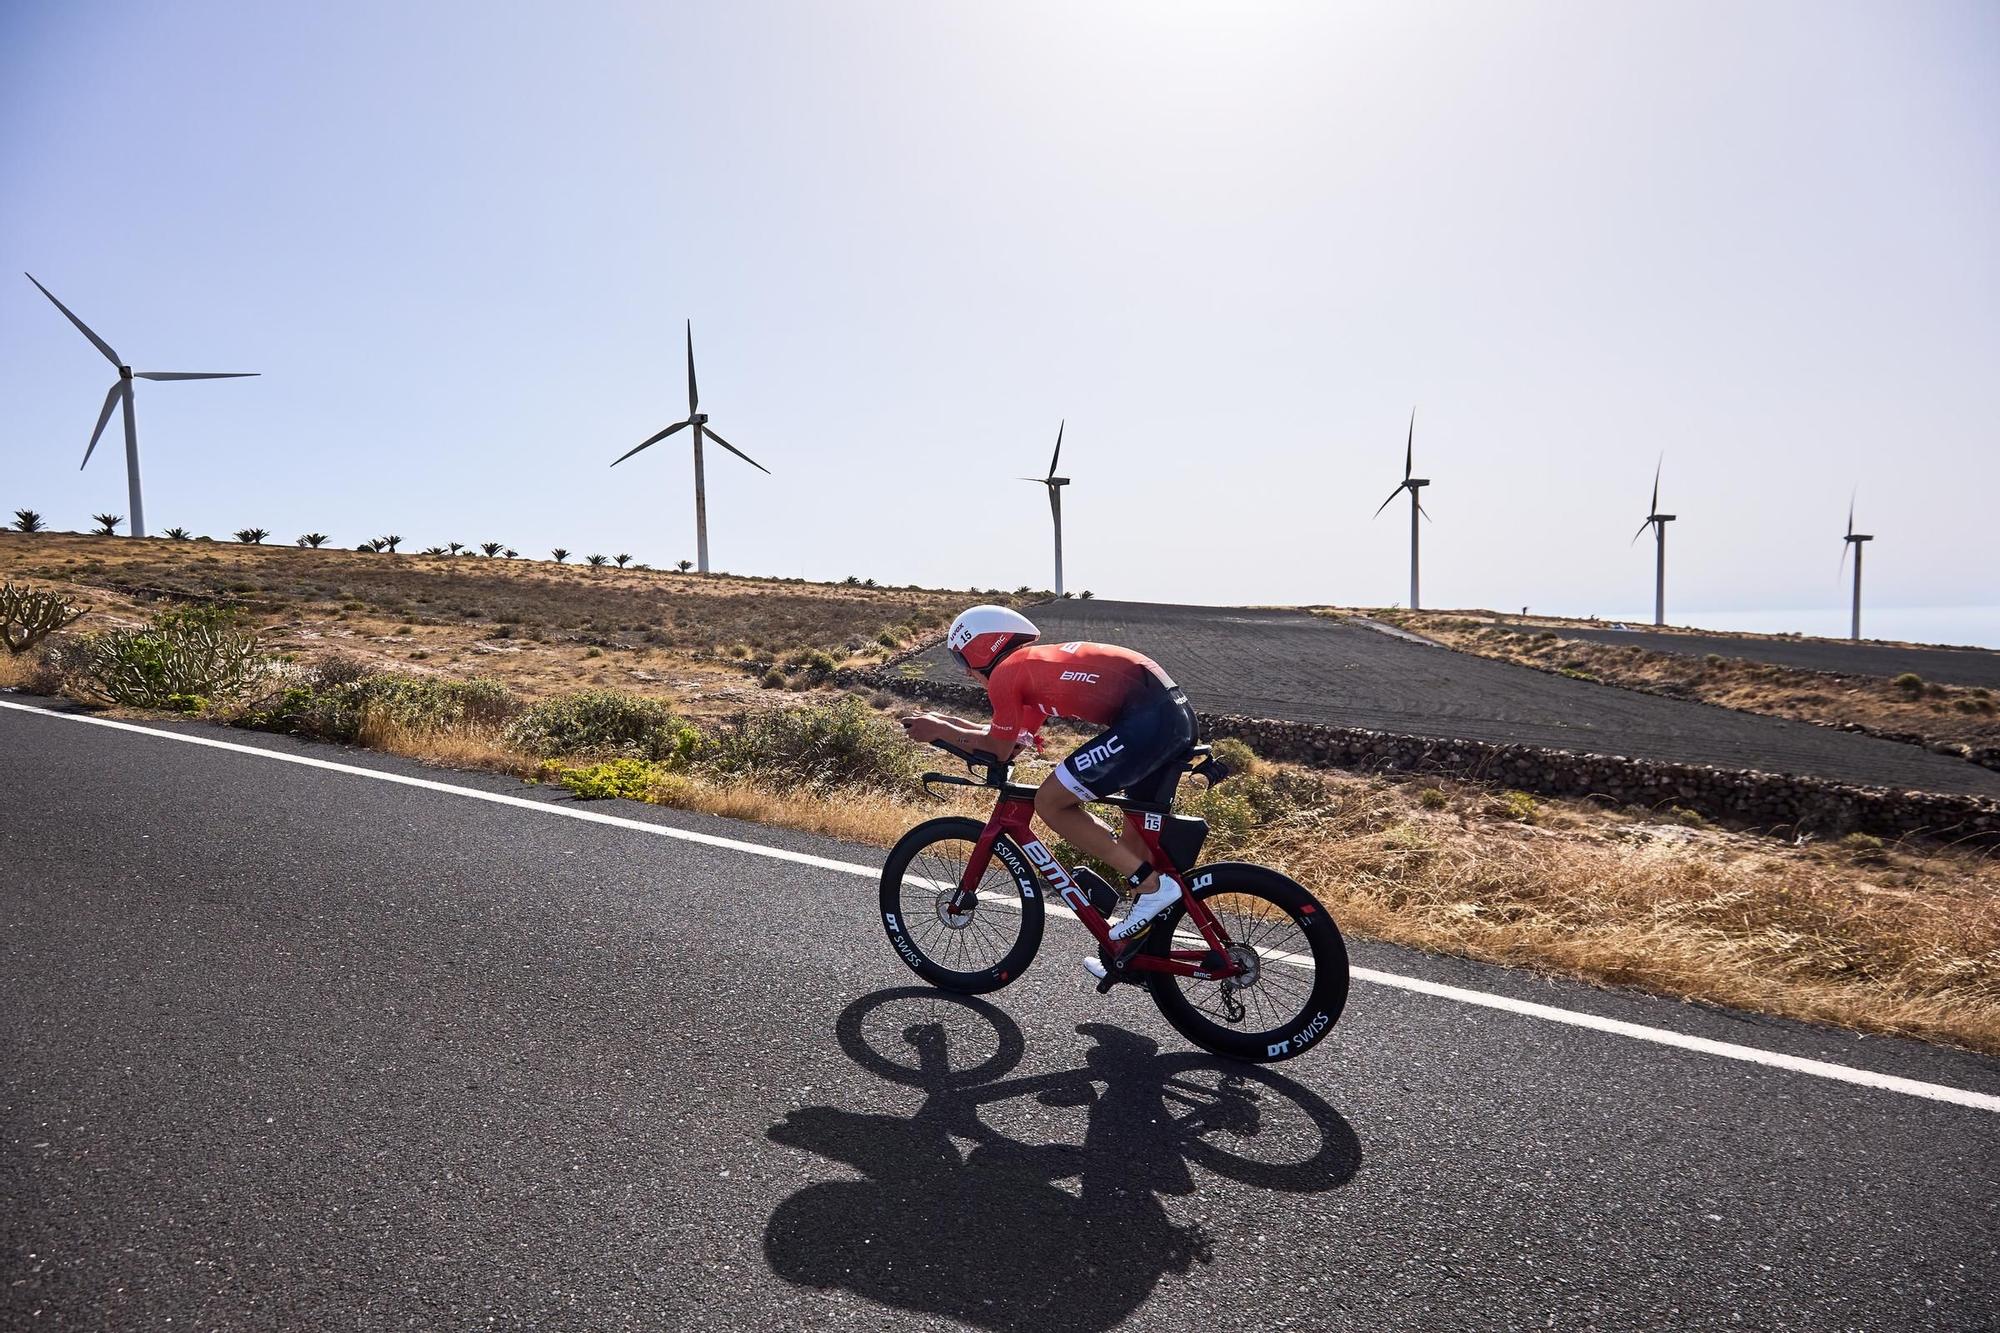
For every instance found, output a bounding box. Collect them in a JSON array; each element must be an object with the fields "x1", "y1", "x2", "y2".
[{"x1": 948, "y1": 780, "x2": 1247, "y2": 982}]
